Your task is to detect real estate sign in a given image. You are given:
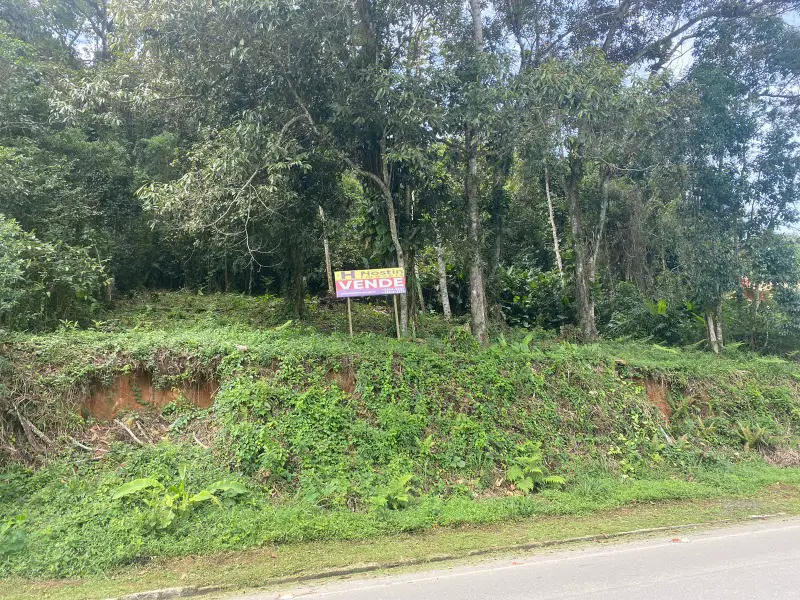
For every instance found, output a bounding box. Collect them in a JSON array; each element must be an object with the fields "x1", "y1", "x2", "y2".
[{"x1": 335, "y1": 268, "x2": 406, "y2": 298}]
